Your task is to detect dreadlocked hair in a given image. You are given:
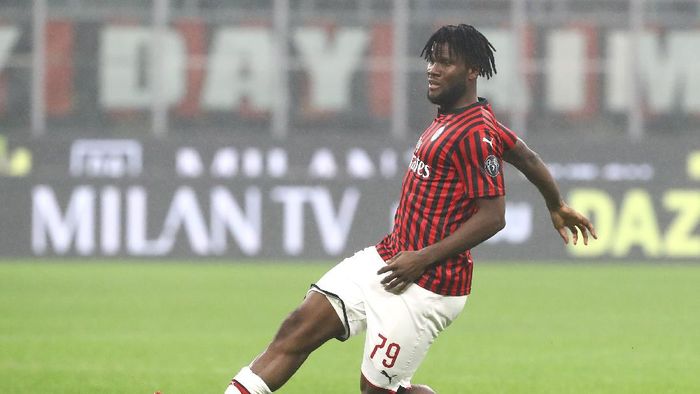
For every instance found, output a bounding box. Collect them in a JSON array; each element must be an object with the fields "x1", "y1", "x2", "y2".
[{"x1": 420, "y1": 24, "x2": 497, "y2": 79}]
